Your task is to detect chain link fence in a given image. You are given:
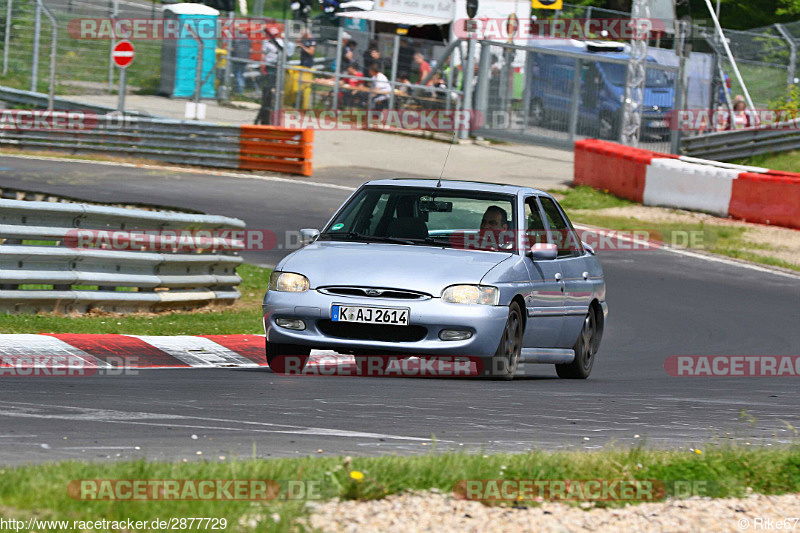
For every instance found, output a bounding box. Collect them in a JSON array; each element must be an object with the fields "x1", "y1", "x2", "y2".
[{"x1": 471, "y1": 40, "x2": 679, "y2": 154}]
